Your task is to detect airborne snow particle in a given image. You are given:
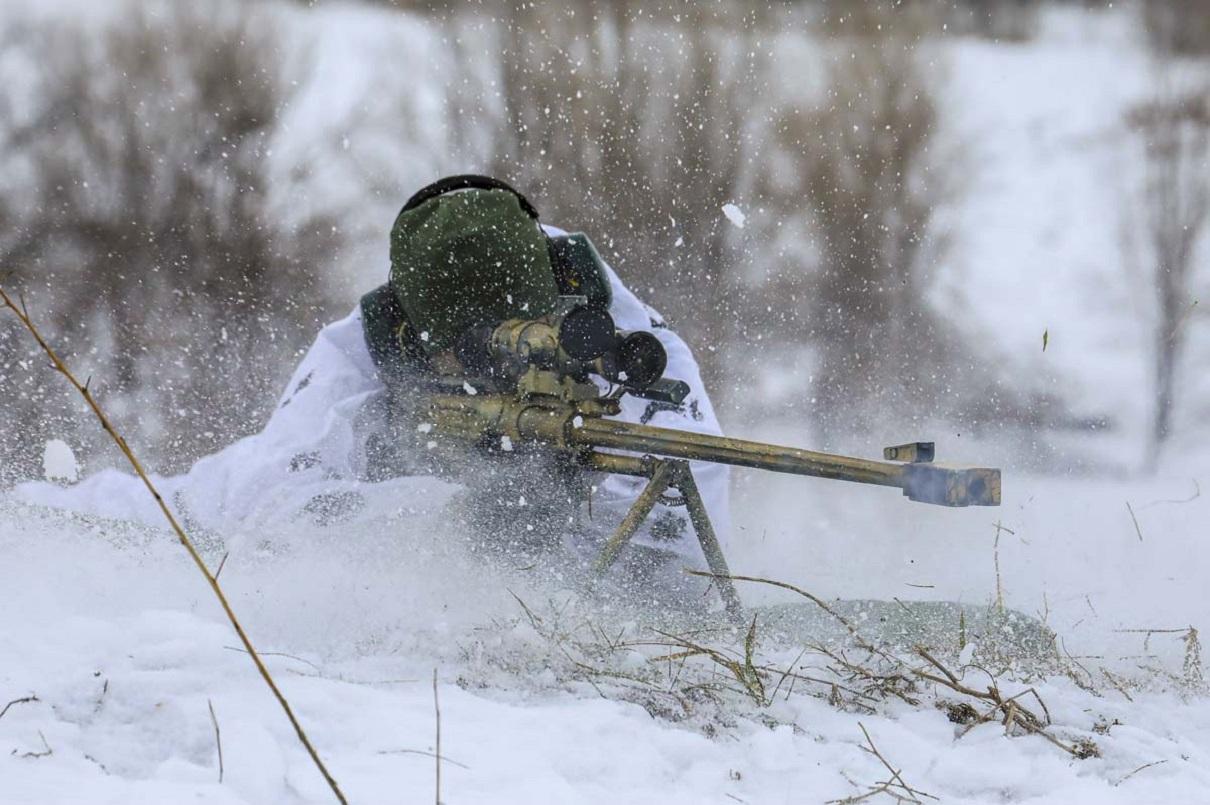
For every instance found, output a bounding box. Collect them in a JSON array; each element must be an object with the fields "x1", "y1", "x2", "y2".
[
  {"x1": 463, "y1": 381, "x2": 479, "y2": 396},
  {"x1": 501, "y1": 435, "x2": 514, "y2": 452},
  {"x1": 43, "y1": 439, "x2": 80, "y2": 483},
  {"x1": 722, "y1": 203, "x2": 746, "y2": 229}
]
